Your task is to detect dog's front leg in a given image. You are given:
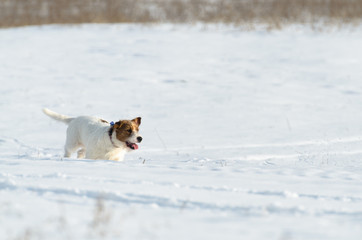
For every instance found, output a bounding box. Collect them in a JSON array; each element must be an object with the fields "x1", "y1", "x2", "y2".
[{"x1": 77, "y1": 148, "x2": 86, "y2": 158}]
